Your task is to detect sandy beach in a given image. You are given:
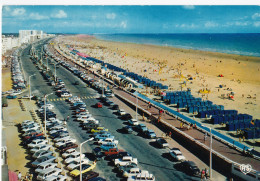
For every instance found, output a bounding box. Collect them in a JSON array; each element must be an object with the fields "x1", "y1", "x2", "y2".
[{"x1": 57, "y1": 35, "x2": 260, "y2": 120}]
